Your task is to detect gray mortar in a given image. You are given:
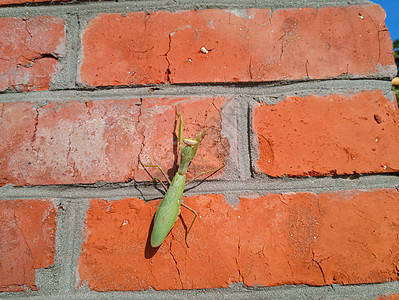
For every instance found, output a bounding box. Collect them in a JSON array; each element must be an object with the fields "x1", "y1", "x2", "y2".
[
  {"x1": 1, "y1": 281, "x2": 399, "y2": 299},
  {"x1": 247, "y1": 98, "x2": 259, "y2": 174},
  {"x1": 58, "y1": 13, "x2": 81, "y2": 90},
  {"x1": 1, "y1": 174, "x2": 398, "y2": 202},
  {"x1": 0, "y1": 79, "x2": 394, "y2": 104},
  {"x1": 35, "y1": 199, "x2": 76, "y2": 294},
  {"x1": 36, "y1": 199, "x2": 90, "y2": 296},
  {"x1": 0, "y1": 0, "x2": 377, "y2": 18},
  {"x1": 221, "y1": 98, "x2": 240, "y2": 179},
  {"x1": 44, "y1": 13, "x2": 80, "y2": 91},
  {"x1": 75, "y1": 13, "x2": 90, "y2": 89},
  {"x1": 1, "y1": 0, "x2": 398, "y2": 298},
  {"x1": 236, "y1": 96, "x2": 252, "y2": 180}
]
